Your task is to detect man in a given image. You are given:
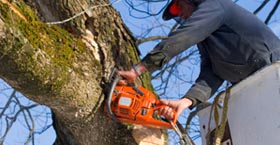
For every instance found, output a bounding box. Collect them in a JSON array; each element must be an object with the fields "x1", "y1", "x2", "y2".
[{"x1": 118, "y1": 0, "x2": 280, "y2": 120}]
